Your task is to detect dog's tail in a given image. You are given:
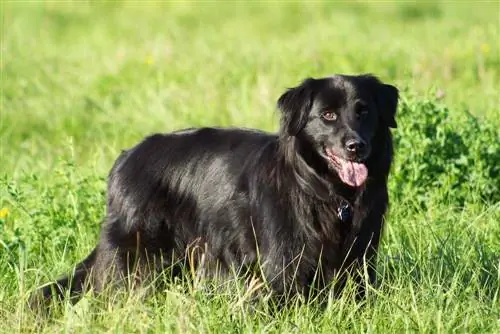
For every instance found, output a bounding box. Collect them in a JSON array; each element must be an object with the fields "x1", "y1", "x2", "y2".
[{"x1": 29, "y1": 247, "x2": 98, "y2": 310}]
